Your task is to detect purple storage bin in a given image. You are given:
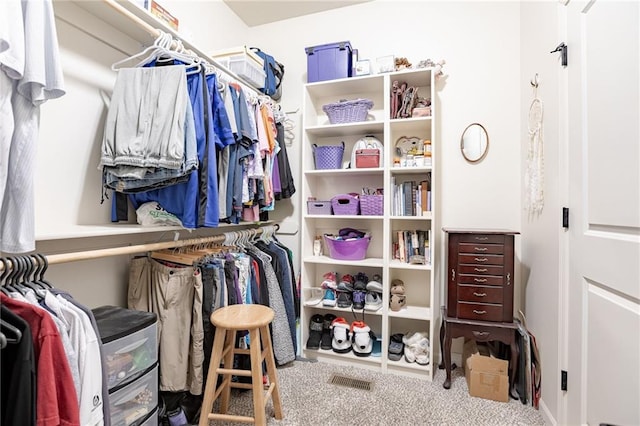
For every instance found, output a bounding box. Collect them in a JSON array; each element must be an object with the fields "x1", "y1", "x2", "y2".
[
  {"x1": 324, "y1": 235, "x2": 371, "y2": 260},
  {"x1": 331, "y1": 193, "x2": 359, "y2": 215},
  {"x1": 305, "y1": 41, "x2": 353, "y2": 83},
  {"x1": 313, "y1": 141, "x2": 344, "y2": 170},
  {"x1": 307, "y1": 200, "x2": 332, "y2": 215}
]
